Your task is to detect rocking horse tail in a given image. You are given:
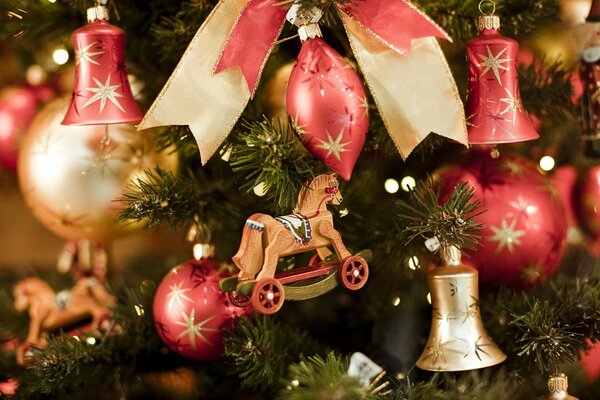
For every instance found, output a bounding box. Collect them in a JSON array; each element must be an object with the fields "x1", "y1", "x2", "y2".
[{"x1": 232, "y1": 214, "x2": 266, "y2": 279}]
